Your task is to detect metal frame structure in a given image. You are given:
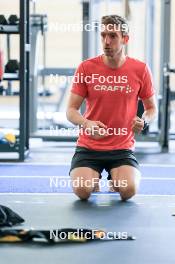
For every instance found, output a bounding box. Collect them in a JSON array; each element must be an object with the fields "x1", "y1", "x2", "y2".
[
  {"x1": 0, "y1": 0, "x2": 30, "y2": 161},
  {"x1": 29, "y1": 14, "x2": 48, "y2": 133},
  {"x1": 158, "y1": 0, "x2": 171, "y2": 151}
]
